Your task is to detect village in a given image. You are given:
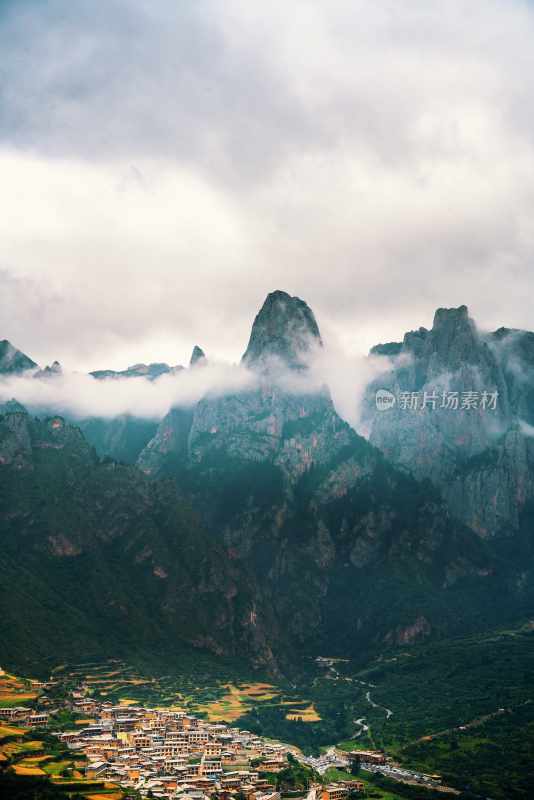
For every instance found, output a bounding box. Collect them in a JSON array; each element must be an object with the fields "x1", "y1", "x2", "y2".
[{"x1": 1, "y1": 676, "x2": 373, "y2": 800}]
